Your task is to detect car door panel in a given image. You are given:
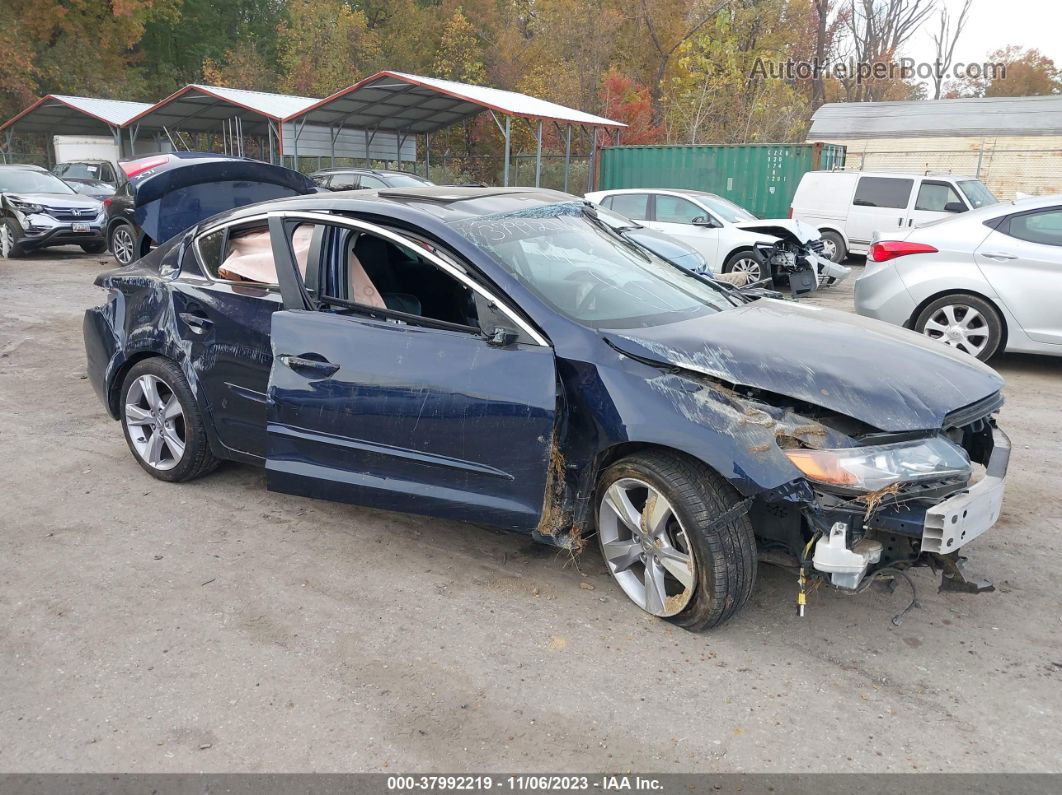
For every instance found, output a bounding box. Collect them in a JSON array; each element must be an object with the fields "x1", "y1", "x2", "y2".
[
  {"x1": 172, "y1": 282, "x2": 281, "y2": 458},
  {"x1": 908, "y1": 179, "x2": 966, "y2": 228},
  {"x1": 975, "y1": 221, "x2": 1062, "y2": 346},
  {"x1": 266, "y1": 309, "x2": 558, "y2": 529},
  {"x1": 645, "y1": 195, "x2": 721, "y2": 268}
]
